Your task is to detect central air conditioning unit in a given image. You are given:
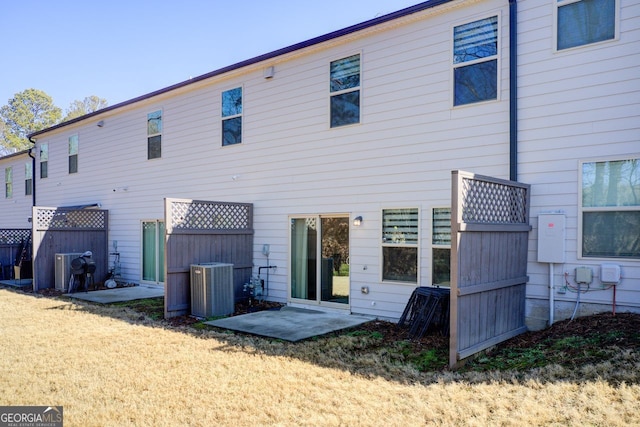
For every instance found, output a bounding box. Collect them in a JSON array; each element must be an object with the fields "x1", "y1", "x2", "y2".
[
  {"x1": 190, "y1": 263, "x2": 234, "y2": 317},
  {"x1": 54, "y1": 253, "x2": 82, "y2": 291}
]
